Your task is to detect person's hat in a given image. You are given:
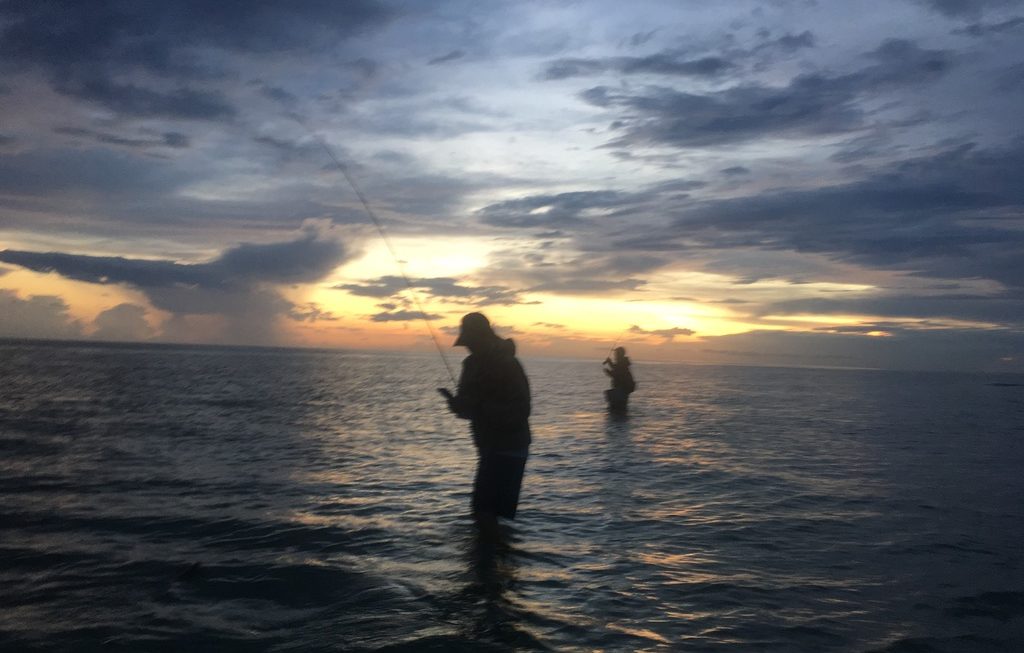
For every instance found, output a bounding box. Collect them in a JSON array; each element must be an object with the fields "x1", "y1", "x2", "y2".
[{"x1": 454, "y1": 312, "x2": 493, "y2": 346}]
